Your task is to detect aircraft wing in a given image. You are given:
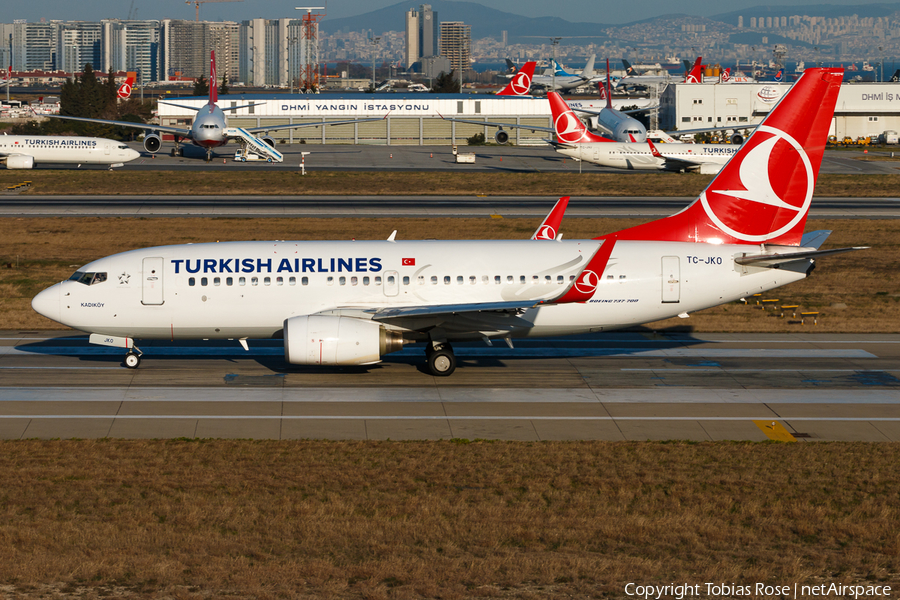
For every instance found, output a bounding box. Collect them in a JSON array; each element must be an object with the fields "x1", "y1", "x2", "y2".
[
  {"x1": 243, "y1": 117, "x2": 387, "y2": 134},
  {"x1": 573, "y1": 105, "x2": 659, "y2": 116},
  {"x1": 368, "y1": 300, "x2": 546, "y2": 321},
  {"x1": 665, "y1": 124, "x2": 756, "y2": 137},
  {"x1": 42, "y1": 114, "x2": 192, "y2": 137},
  {"x1": 436, "y1": 114, "x2": 554, "y2": 134}
]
